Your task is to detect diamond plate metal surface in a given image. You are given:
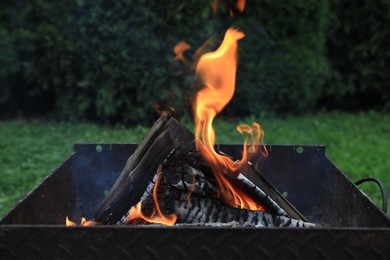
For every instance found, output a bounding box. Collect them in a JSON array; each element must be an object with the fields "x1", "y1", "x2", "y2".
[{"x1": 1, "y1": 227, "x2": 390, "y2": 260}]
